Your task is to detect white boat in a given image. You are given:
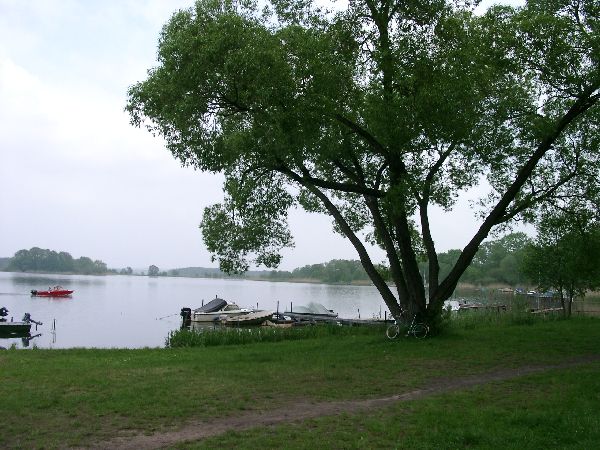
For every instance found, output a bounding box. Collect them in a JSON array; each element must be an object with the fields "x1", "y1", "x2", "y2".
[
  {"x1": 224, "y1": 310, "x2": 274, "y2": 327},
  {"x1": 284, "y1": 302, "x2": 337, "y2": 322},
  {"x1": 191, "y1": 297, "x2": 251, "y2": 322}
]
